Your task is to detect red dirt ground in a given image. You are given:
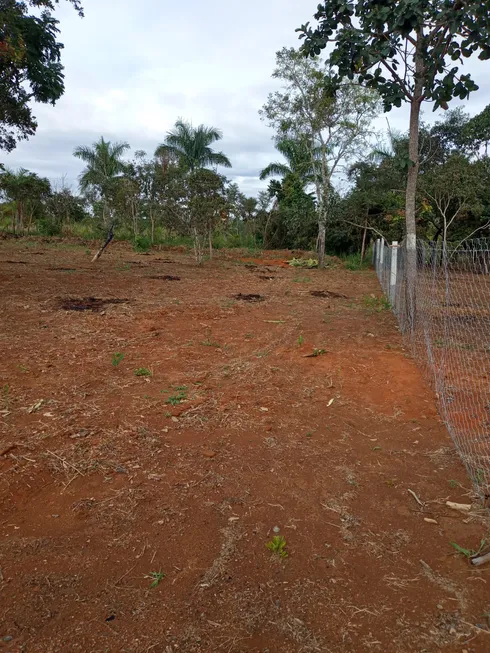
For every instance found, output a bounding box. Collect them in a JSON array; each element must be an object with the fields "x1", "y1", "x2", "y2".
[{"x1": 1, "y1": 239, "x2": 489, "y2": 653}]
